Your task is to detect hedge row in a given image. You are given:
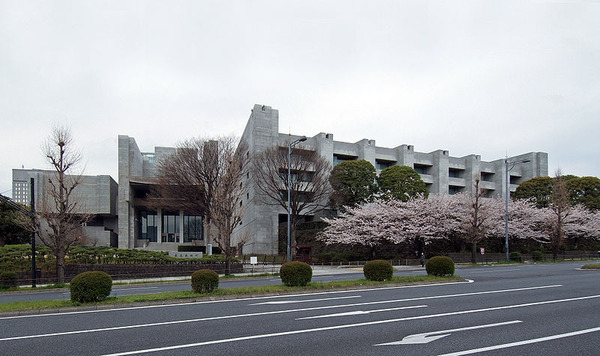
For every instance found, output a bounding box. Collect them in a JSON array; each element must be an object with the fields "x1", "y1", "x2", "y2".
[{"x1": 0, "y1": 245, "x2": 239, "y2": 273}]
